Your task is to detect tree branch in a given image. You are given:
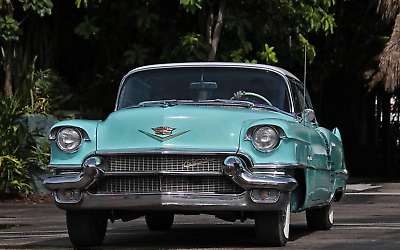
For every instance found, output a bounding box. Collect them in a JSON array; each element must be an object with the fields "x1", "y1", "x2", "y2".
[{"x1": 208, "y1": 0, "x2": 226, "y2": 61}]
